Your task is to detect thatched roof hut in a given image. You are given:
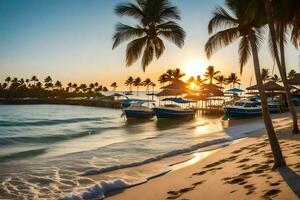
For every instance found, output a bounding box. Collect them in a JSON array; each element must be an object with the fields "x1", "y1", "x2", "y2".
[
  {"x1": 246, "y1": 81, "x2": 284, "y2": 91},
  {"x1": 288, "y1": 73, "x2": 300, "y2": 86},
  {"x1": 161, "y1": 80, "x2": 188, "y2": 90},
  {"x1": 156, "y1": 89, "x2": 189, "y2": 97},
  {"x1": 199, "y1": 83, "x2": 224, "y2": 97}
]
